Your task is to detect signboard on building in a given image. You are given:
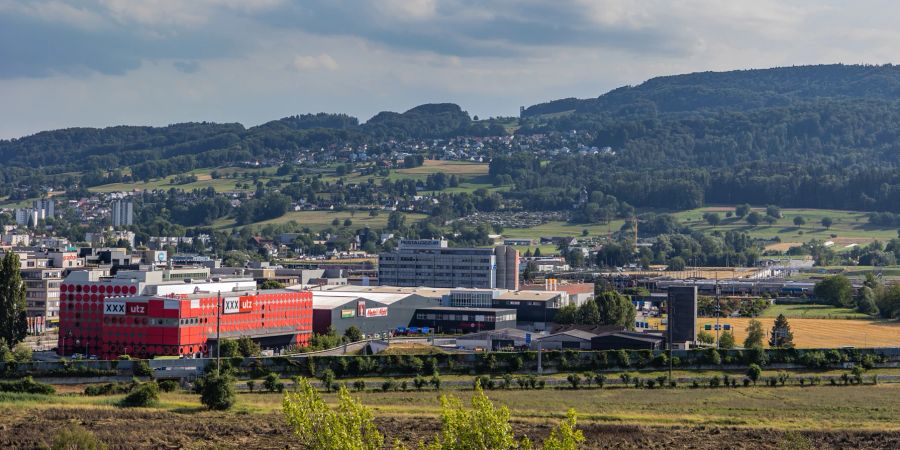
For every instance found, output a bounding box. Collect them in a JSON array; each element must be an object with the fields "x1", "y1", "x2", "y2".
[
  {"x1": 239, "y1": 296, "x2": 254, "y2": 313},
  {"x1": 365, "y1": 307, "x2": 388, "y2": 318},
  {"x1": 341, "y1": 309, "x2": 355, "y2": 319},
  {"x1": 126, "y1": 302, "x2": 147, "y2": 315},
  {"x1": 357, "y1": 300, "x2": 366, "y2": 317},
  {"x1": 223, "y1": 298, "x2": 241, "y2": 314},
  {"x1": 104, "y1": 300, "x2": 126, "y2": 315}
]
